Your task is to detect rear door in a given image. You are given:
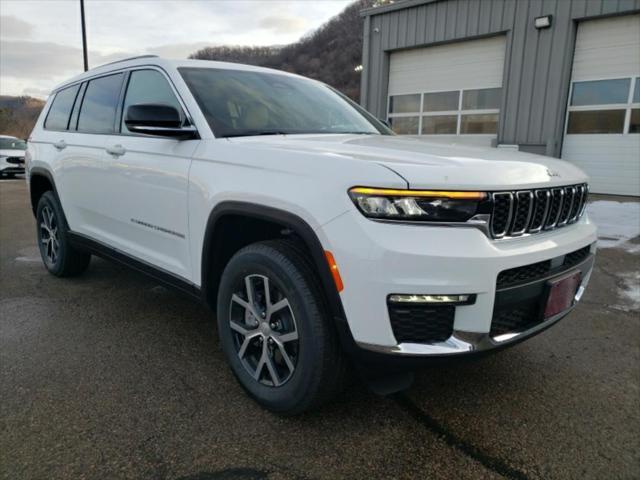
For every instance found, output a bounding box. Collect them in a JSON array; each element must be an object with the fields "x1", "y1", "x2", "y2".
[
  {"x1": 34, "y1": 83, "x2": 87, "y2": 227},
  {"x1": 57, "y1": 72, "x2": 125, "y2": 237},
  {"x1": 101, "y1": 68, "x2": 199, "y2": 280}
]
